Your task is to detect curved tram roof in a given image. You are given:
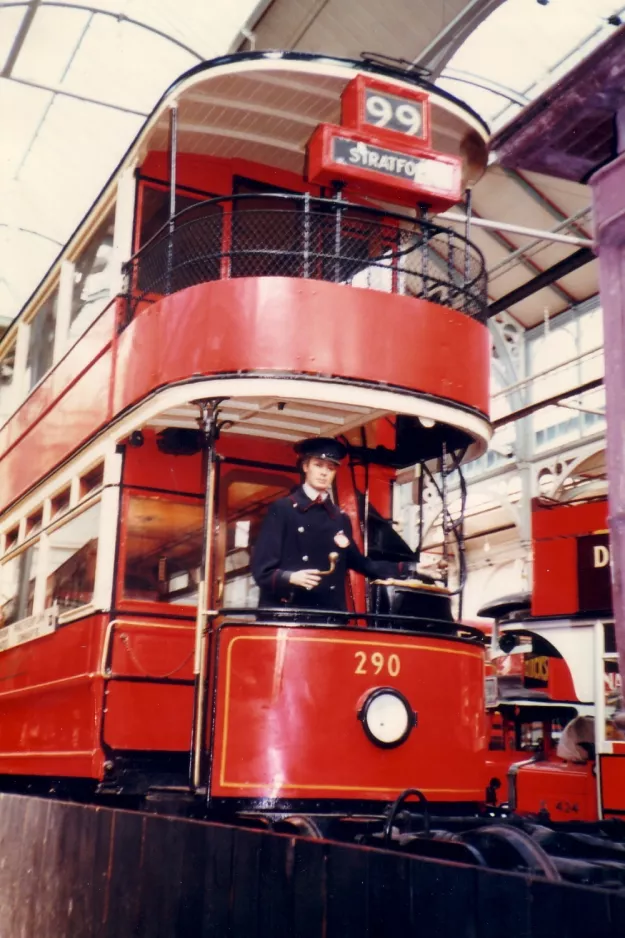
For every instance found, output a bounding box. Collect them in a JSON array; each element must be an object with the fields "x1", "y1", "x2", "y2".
[
  {"x1": 9, "y1": 51, "x2": 490, "y2": 336},
  {"x1": 1, "y1": 52, "x2": 493, "y2": 475}
]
